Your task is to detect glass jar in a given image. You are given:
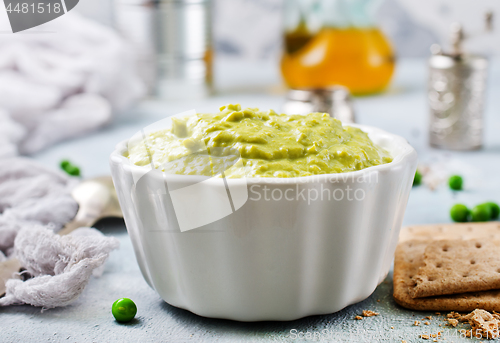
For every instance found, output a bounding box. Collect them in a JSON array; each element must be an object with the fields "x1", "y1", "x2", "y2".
[{"x1": 281, "y1": 0, "x2": 395, "y2": 95}]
